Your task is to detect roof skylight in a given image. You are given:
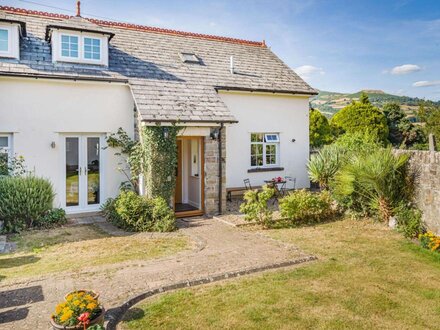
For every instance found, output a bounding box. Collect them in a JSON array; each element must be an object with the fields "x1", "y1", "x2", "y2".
[{"x1": 180, "y1": 52, "x2": 200, "y2": 64}]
